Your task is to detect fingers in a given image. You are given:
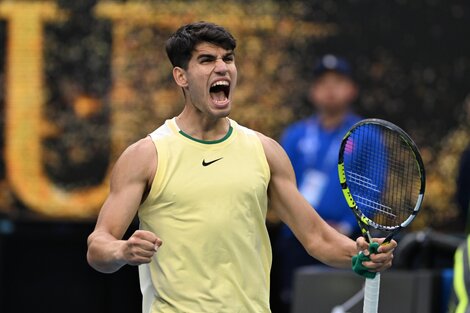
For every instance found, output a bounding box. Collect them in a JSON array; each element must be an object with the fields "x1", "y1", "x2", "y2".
[
  {"x1": 123, "y1": 230, "x2": 163, "y2": 266},
  {"x1": 132, "y1": 230, "x2": 163, "y2": 250},
  {"x1": 362, "y1": 257, "x2": 393, "y2": 272},
  {"x1": 129, "y1": 231, "x2": 157, "y2": 250},
  {"x1": 376, "y1": 239, "x2": 397, "y2": 253},
  {"x1": 154, "y1": 237, "x2": 163, "y2": 251},
  {"x1": 355, "y1": 237, "x2": 397, "y2": 272},
  {"x1": 356, "y1": 236, "x2": 369, "y2": 253},
  {"x1": 355, "y1": 237, "x2": 397, "y2": 252}
]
